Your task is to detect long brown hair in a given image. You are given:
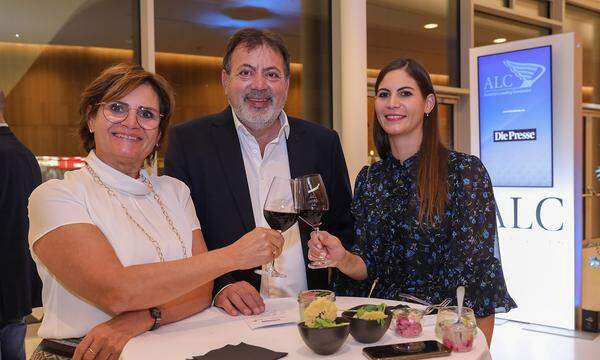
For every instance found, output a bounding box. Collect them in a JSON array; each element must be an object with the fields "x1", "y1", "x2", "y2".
[{"x1": 373, "y1": 58, "x2": 448, "y2": 224}]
